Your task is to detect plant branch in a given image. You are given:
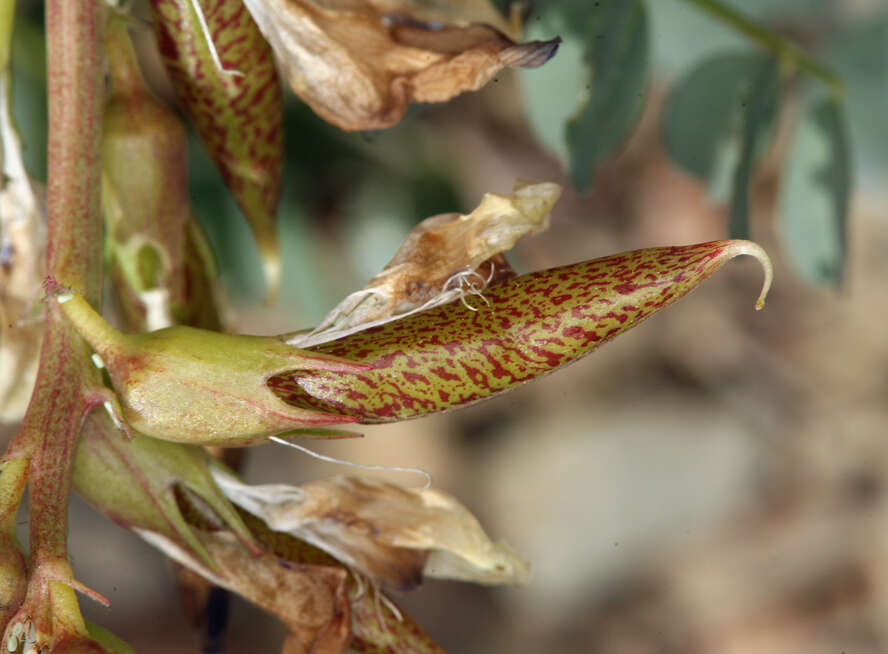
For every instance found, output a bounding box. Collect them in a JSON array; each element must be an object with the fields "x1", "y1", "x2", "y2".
[
  {"x1": 680, "y1": 0, "x2": 844, "y2": 99},
  {"x1": 44, "y1": 0, "x2": 105, "y2": 301},
  {"x1": 2, "y1": 0, "x2": 106, "y2": 643},
  {"x1": 20, "y1": 0, "x2": 106, "y2": 560}
]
